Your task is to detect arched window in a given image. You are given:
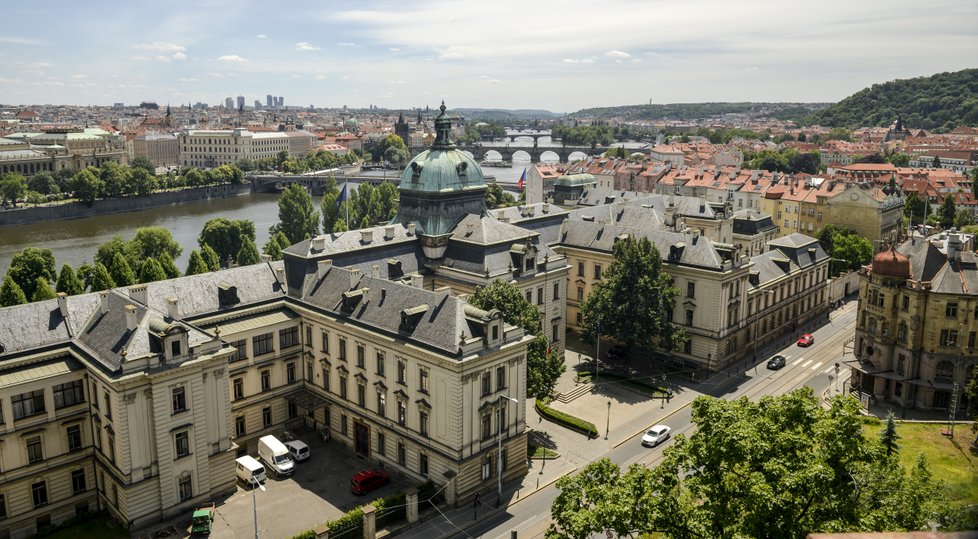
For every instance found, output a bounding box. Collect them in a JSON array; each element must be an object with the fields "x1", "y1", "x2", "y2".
[{"x1": 935, "y1": 361, "x2": 954, "y2": 380}]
